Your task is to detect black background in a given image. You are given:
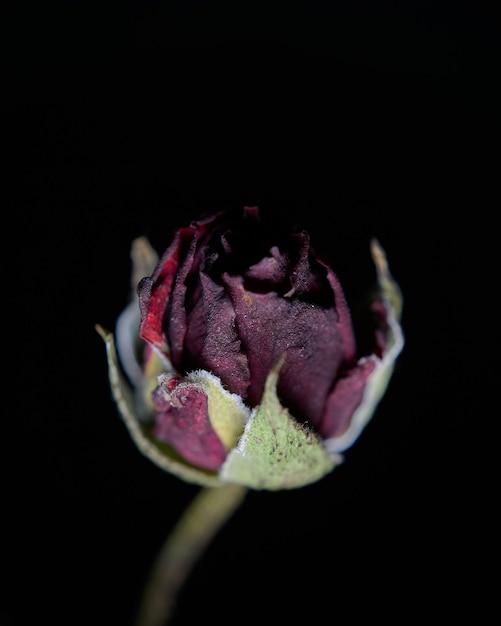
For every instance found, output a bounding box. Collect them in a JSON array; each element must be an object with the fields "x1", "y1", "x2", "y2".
[{"x1": 3, "y1": 2, "x2": 498, "y2": 625}]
